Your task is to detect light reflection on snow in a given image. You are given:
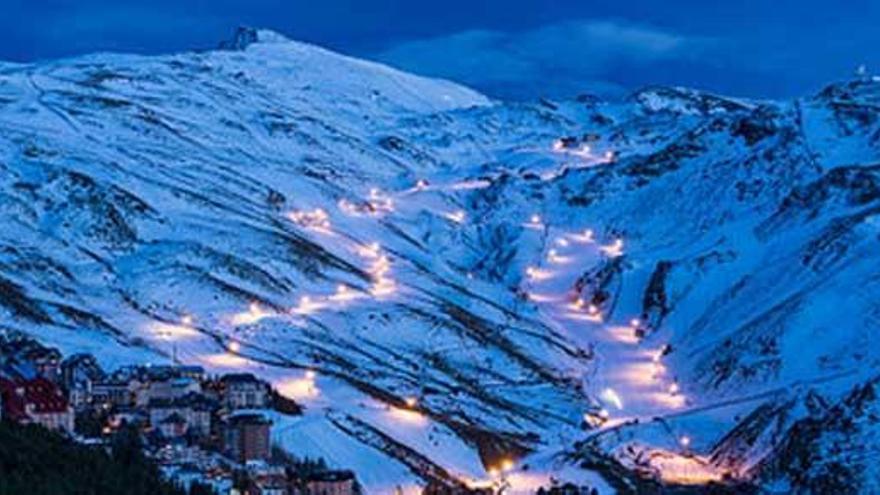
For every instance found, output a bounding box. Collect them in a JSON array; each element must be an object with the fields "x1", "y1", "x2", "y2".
[
  {"x1": 229, "y1": 302, "x2": 274, "y2": 326},
  {"x1": 276, "y1": 373, "x2": 320, "y2": 401}
]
